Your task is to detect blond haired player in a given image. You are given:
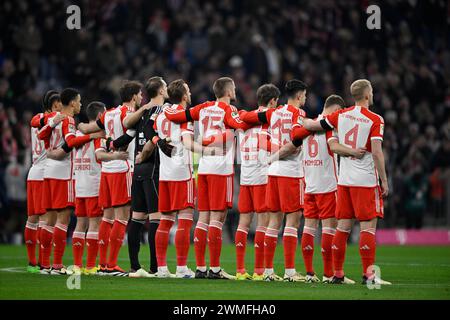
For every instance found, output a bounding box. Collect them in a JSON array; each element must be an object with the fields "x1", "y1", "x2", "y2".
[{"x1": 304, "y1": 79, "x2": 391, "y2": 285}]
